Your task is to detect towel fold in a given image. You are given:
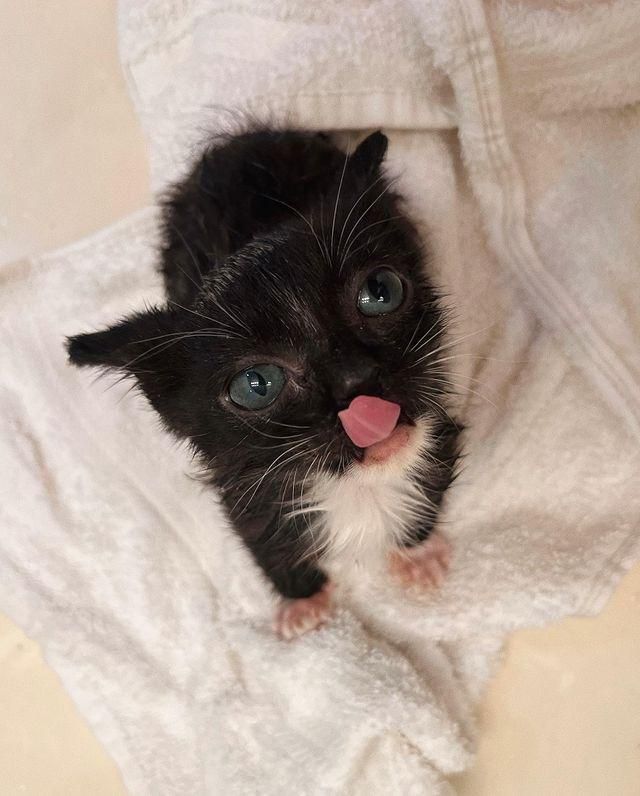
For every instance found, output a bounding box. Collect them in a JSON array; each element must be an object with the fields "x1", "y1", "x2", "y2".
[{"x1": 1, "y1": 1, "x2": 639, "y2": 792}]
